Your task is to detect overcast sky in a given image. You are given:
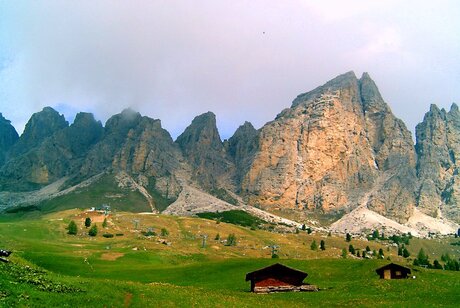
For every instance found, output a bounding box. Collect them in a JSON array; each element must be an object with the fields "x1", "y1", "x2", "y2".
[{"x1": 1, "y1": 1, "x2": 459, "y2": 140}]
